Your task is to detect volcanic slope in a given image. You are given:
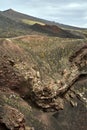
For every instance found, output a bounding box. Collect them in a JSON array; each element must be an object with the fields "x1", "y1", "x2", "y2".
[
  {"x1": 0, "y1": 35, "x2": 87, "y2": 130},
  {"x1": 0, "y1": 9, "x2": 86, "y2": 38}
]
